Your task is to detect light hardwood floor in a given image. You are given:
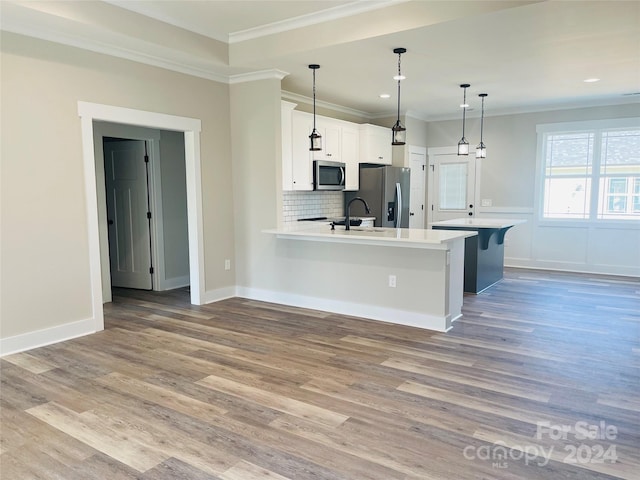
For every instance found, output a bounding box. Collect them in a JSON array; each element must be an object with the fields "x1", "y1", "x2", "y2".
[{"x1": 1, "y1": 268, "x2": 639, "y2": 479}]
